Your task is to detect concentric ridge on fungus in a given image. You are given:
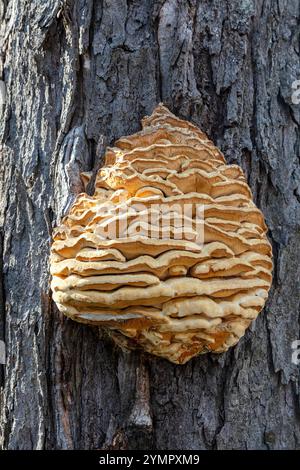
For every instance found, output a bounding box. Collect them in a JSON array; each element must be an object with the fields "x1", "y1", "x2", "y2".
[{"x1": 50, "y1": 104, "x2": 273, "y2": 364}]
